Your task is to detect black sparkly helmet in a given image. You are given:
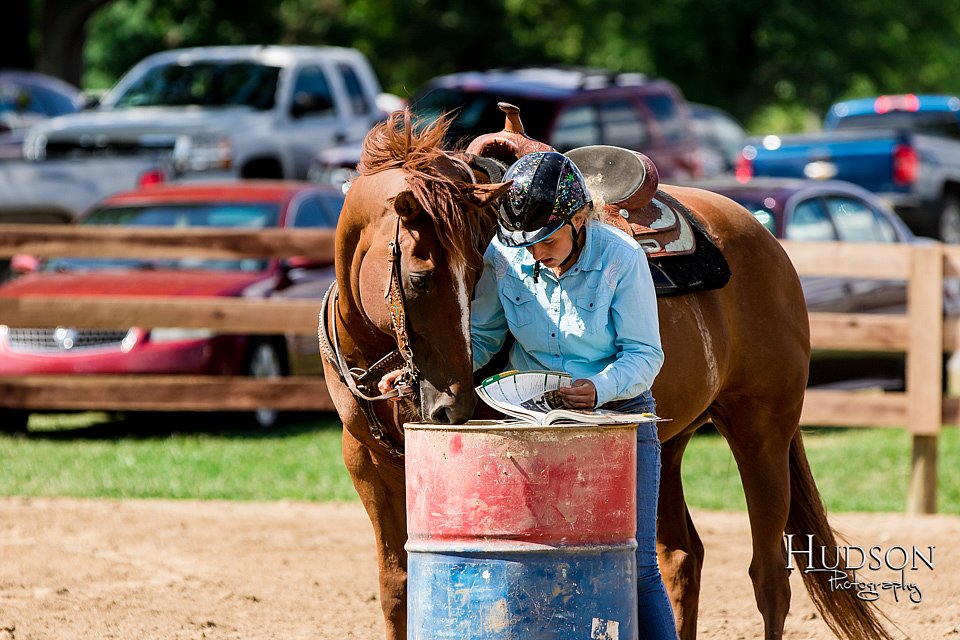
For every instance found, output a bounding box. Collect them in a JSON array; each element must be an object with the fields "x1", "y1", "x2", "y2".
[{"x1": 497, "y1": 151, "x2": 592, "y2": 248}]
